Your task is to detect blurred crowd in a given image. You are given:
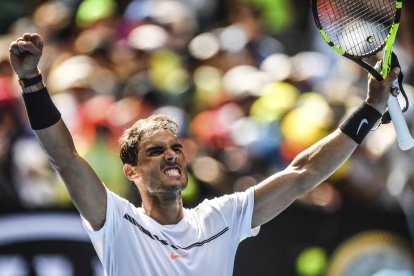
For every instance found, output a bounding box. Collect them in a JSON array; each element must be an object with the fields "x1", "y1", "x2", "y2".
[{"x1": 1, "y1": 0, "x2": 414, "y2": 242}]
